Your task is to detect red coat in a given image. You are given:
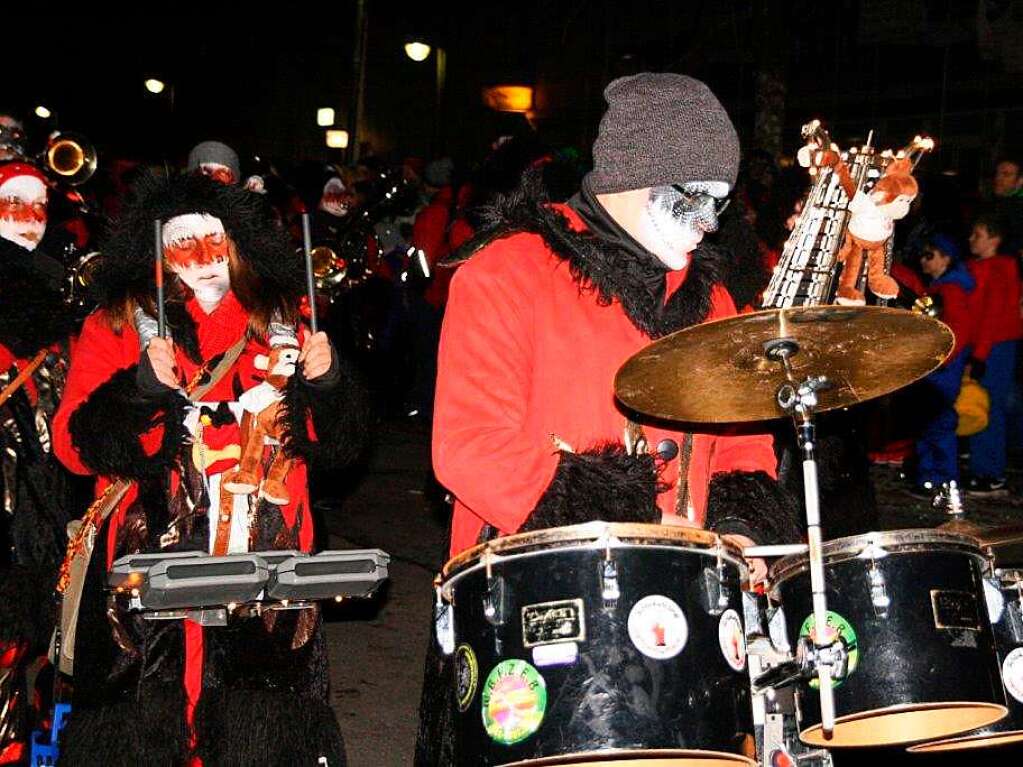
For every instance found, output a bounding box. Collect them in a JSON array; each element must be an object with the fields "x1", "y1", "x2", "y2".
[
  {"x1": 52, "y1": 292, "x2": 315, "y2": 565},
  {"x1": 434, "y1": 206, "x2": 777, "y2": 556},
  {"x1": 967, "y1": 254, "x2": 1023, "y2": 360}
]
